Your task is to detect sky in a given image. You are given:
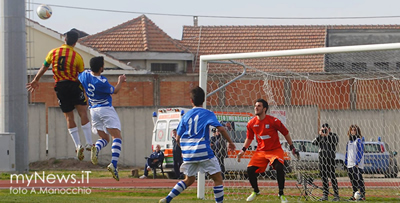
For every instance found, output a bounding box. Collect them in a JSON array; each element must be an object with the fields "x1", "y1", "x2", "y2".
[{"x1": 28, "y1": 0, "x2": 400, "y2": 39}]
